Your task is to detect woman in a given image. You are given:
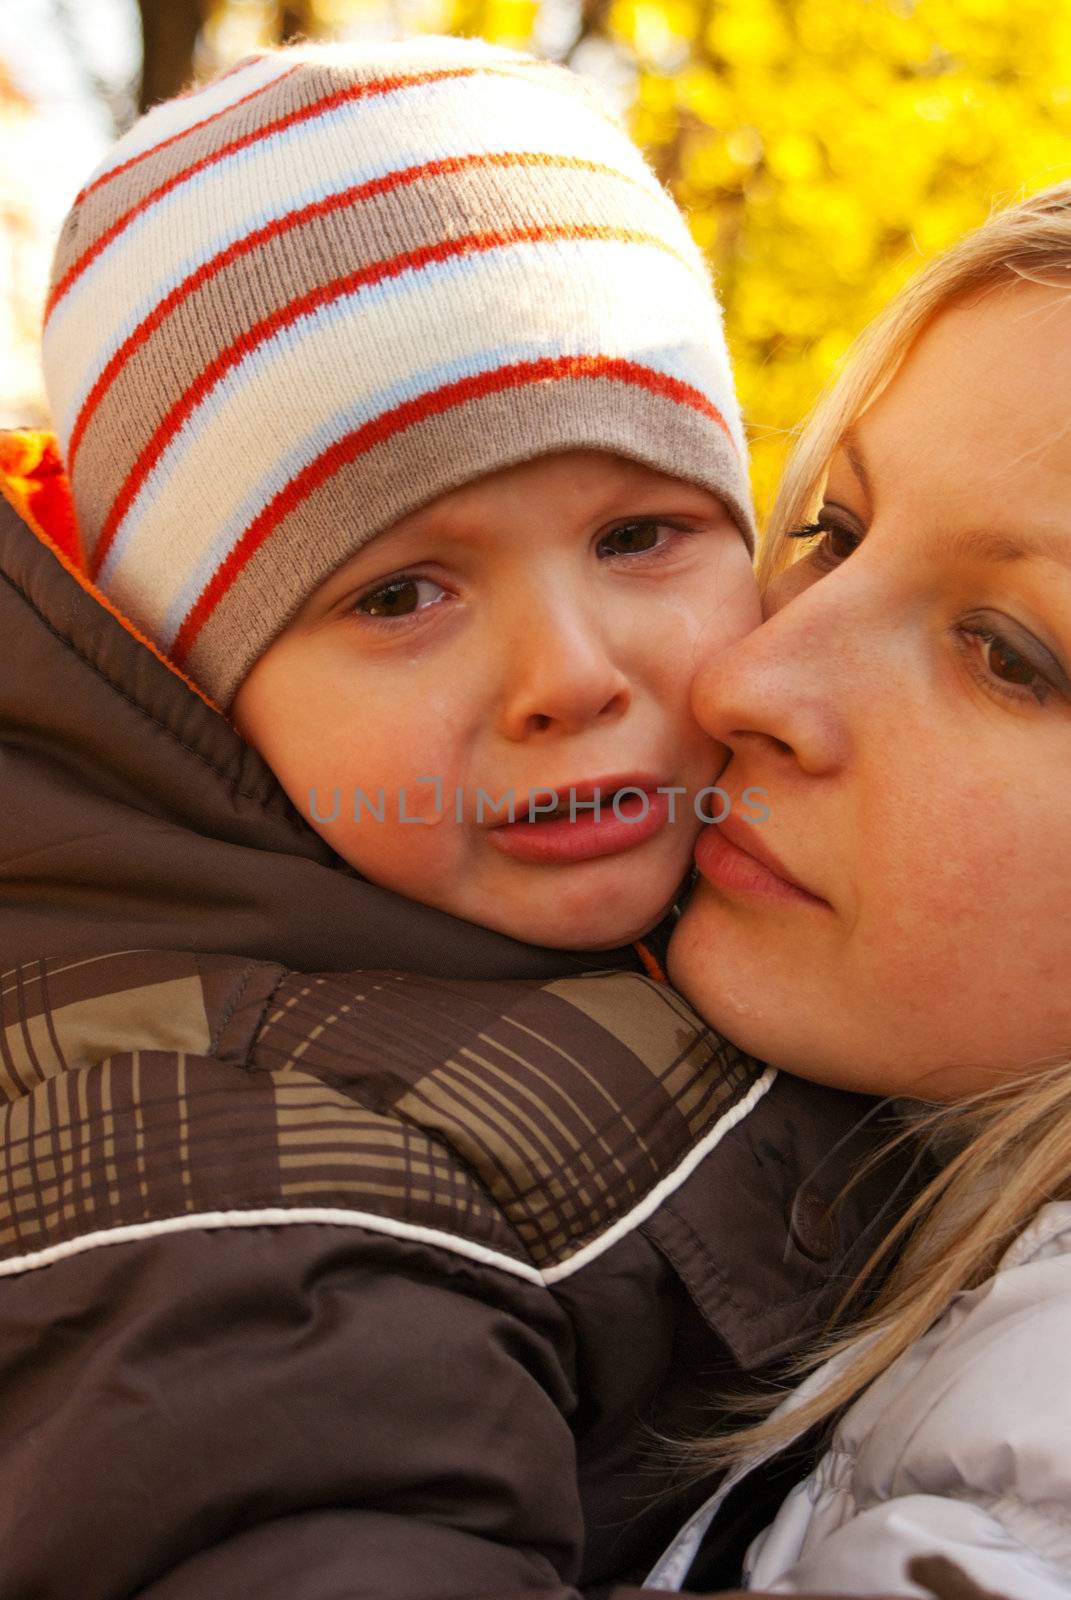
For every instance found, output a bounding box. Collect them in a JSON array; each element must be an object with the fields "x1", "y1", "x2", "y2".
[{"x1": 651, "y1": 180, "x2": 1071, "y2": 1598}]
